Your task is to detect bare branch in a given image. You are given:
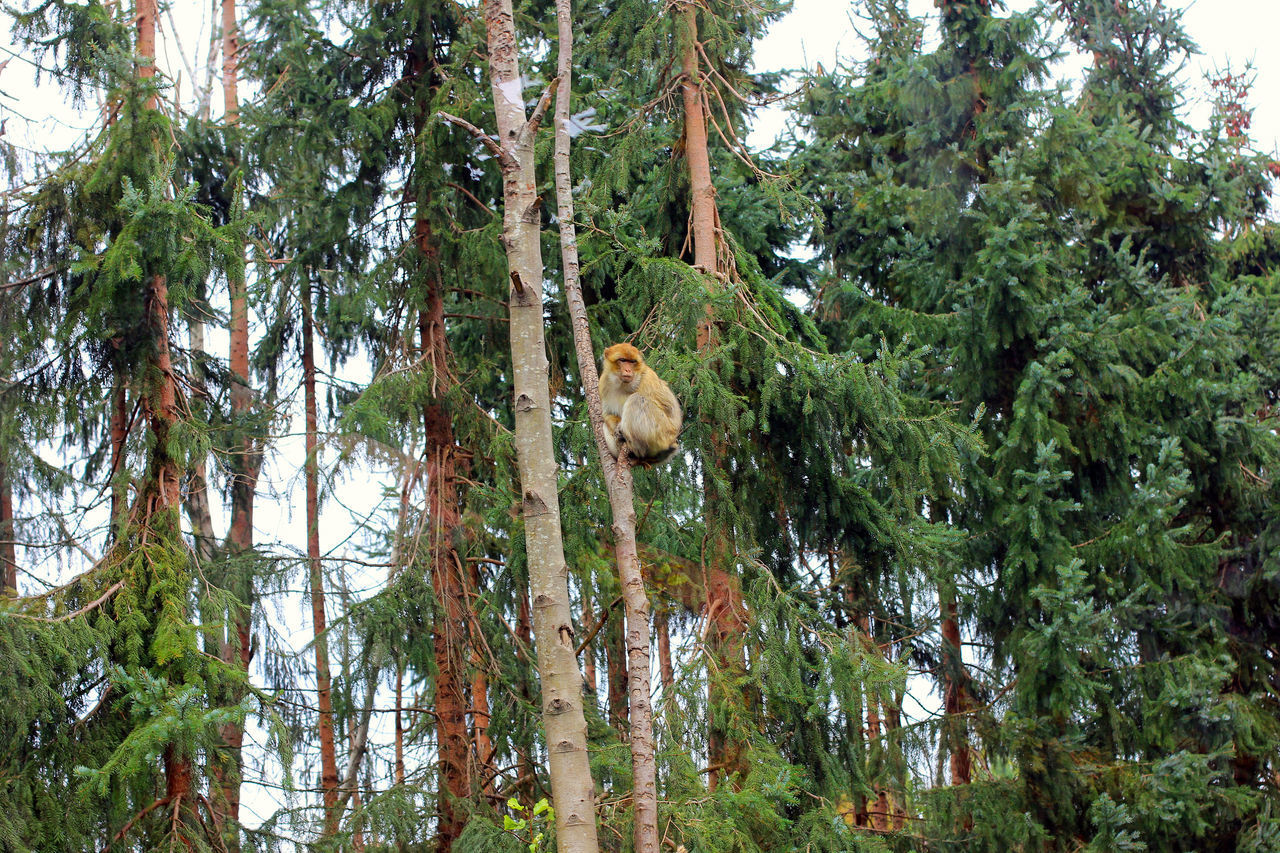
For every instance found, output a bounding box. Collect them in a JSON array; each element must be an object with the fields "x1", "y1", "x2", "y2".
[{"x1": 436, "y1": 110, "x2": 515, "y2": 170}]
